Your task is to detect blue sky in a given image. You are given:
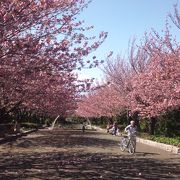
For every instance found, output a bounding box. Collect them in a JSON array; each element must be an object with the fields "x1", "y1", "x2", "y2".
[{"x1": 78, "y1": 0, "x2": 179, "y2": 82}]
